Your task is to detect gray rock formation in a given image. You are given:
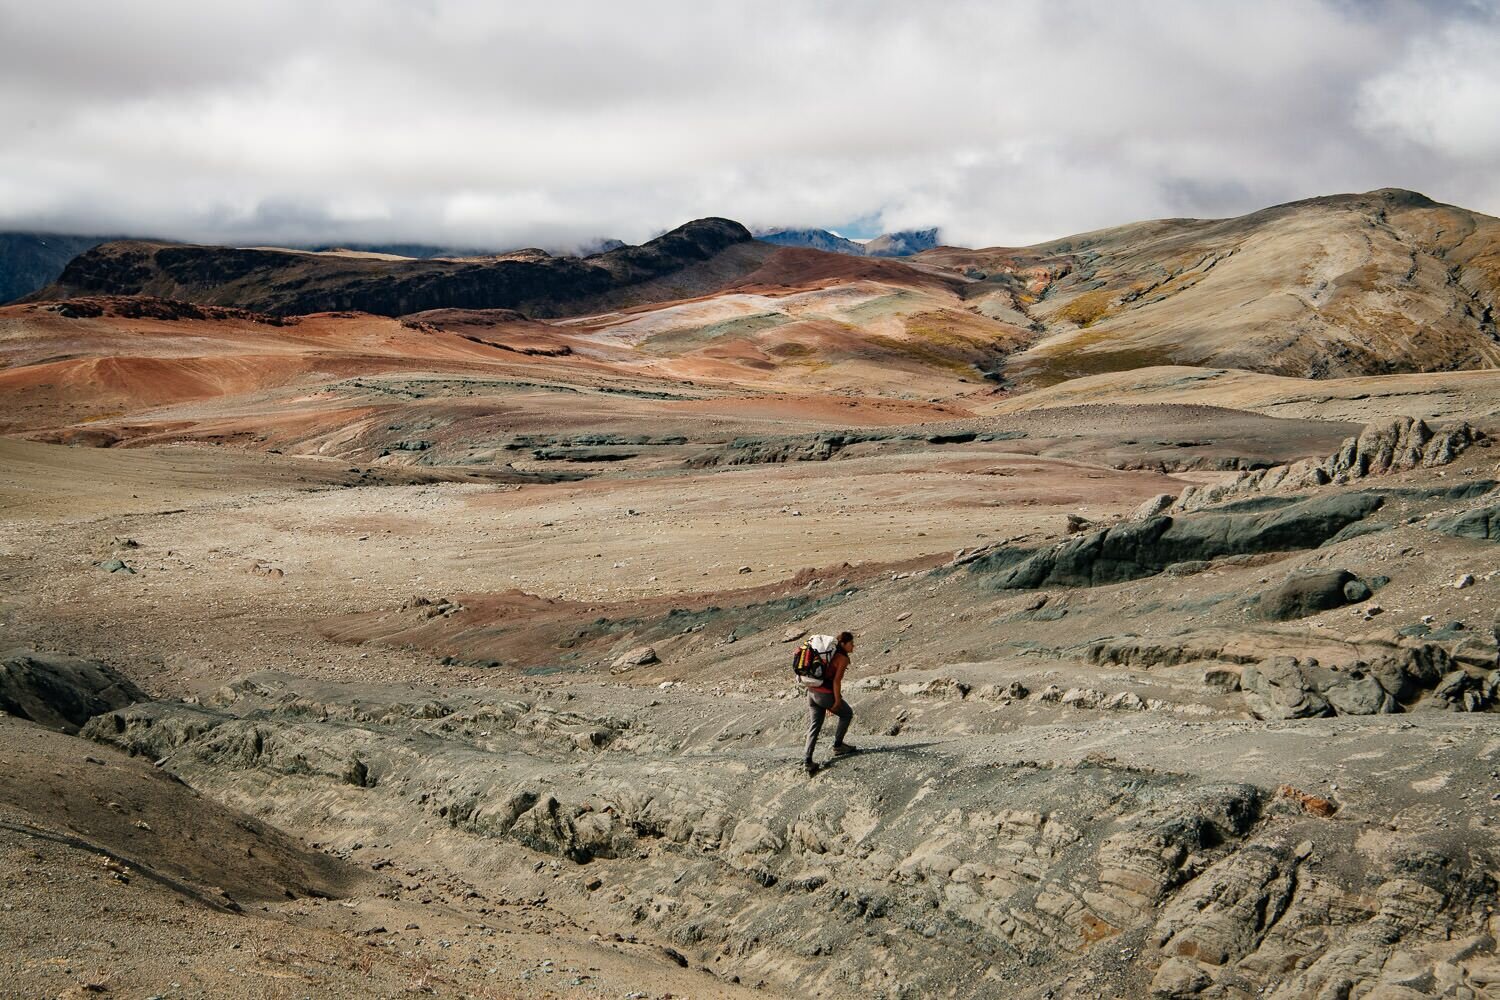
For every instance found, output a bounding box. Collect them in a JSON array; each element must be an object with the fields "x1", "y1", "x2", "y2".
[
  {"x1": 1237, "y1": 644, "x2": 1494, "y2": 719},
  {"x1": 1429, "y1": 503, "x2": 1500, "y2": 541},
  {"x1": 0, "y1": 649, "x2": 146, "y2": 733},
  {"x1": 983, "y1": 492, "x2": 1382, "y2": 590},
  {"x1": 1255, "y1": 569, "x2": 1366, "y2": 621},
  {"x1": 1174, "y1": 417, "x2": 1481, "y2": 512},
  {"x1": 65, "y1": 667, "x2": 1500, "y2": 999}
]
